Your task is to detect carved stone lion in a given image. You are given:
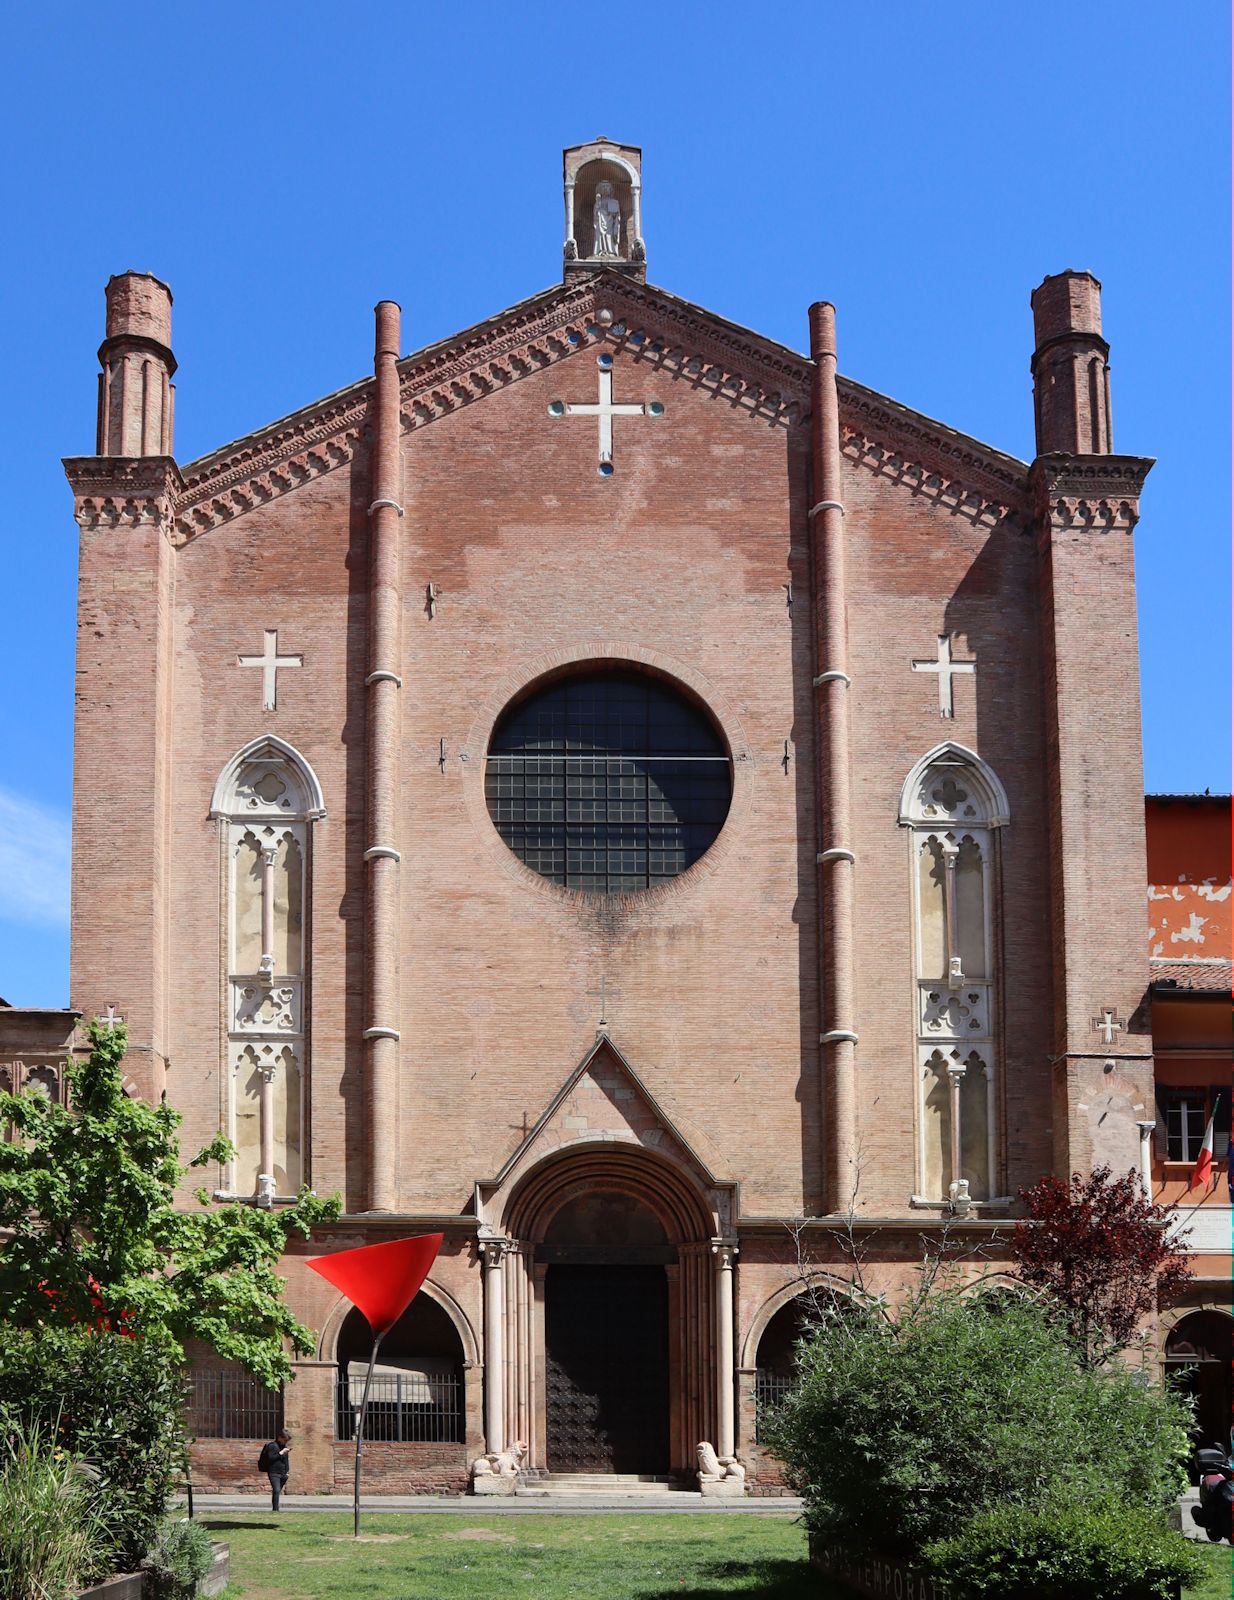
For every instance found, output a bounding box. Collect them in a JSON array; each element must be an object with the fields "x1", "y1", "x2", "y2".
[
  {"x1": 470, "y1": 1440, "x2": 526, "y2": 1493},
  {"x1": 696, "y1": 1441, "x2": 745, "y2": 1484}
]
